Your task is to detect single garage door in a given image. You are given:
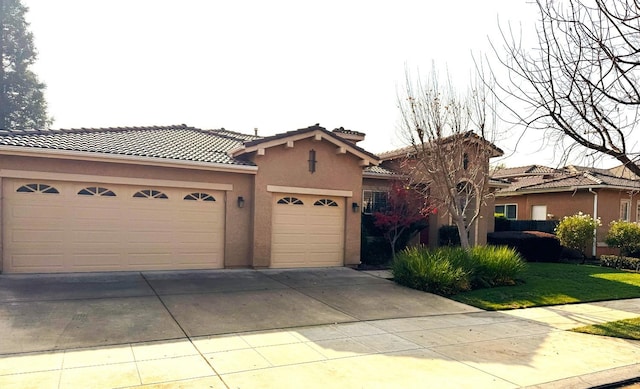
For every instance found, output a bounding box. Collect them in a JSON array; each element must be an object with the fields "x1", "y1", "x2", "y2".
[
  {"x1": 271, "y1": 194, "x2": 344, "y2": 268},
  {"x1": 2, "y1": 179, "x2": 225, "y2": 273}
]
